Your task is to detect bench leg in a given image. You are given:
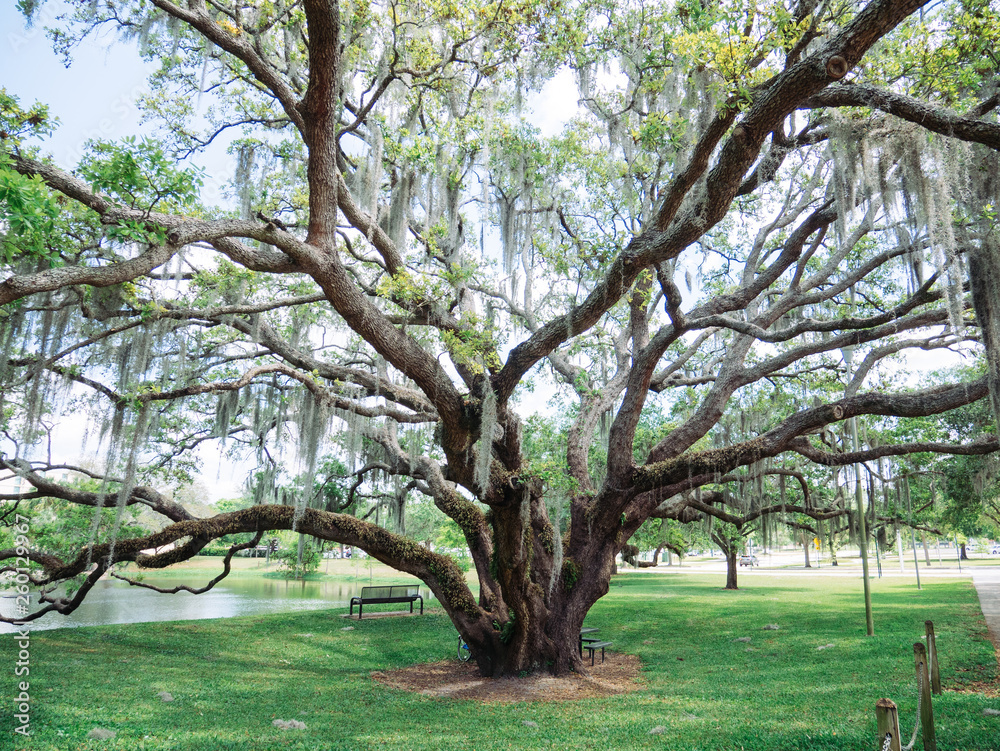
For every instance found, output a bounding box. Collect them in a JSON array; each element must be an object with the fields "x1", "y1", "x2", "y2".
[{"x1": 584, "y1": 646, "x2": 606, "y2": 665}]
